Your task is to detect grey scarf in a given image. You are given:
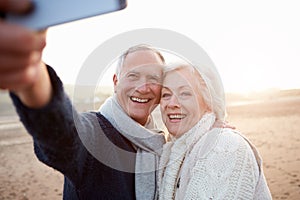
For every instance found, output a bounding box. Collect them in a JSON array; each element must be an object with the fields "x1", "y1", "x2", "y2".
[{"x1": 99, "y1": 95, "x2": 166, "y2": 200}]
